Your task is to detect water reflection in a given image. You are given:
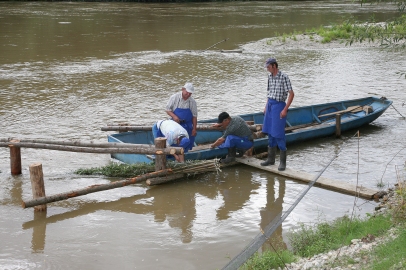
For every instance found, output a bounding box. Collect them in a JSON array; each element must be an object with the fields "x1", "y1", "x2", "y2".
[
  {"x1": 260, "y1": 177, "x2": 286, "y2": 251},
  {"x1": 22, "y1": 168, "x2": 290, "y2": 252}
]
